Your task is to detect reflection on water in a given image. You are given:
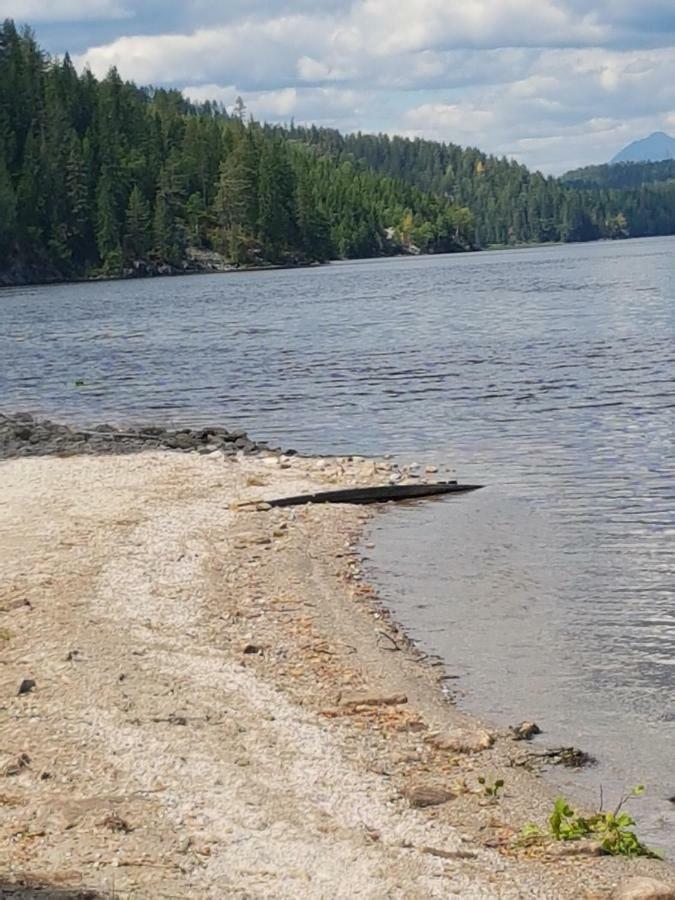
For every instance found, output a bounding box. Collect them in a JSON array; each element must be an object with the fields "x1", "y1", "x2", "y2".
[{"x1": 1, "y1": 236, "x2": 674, "y2": 849}]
